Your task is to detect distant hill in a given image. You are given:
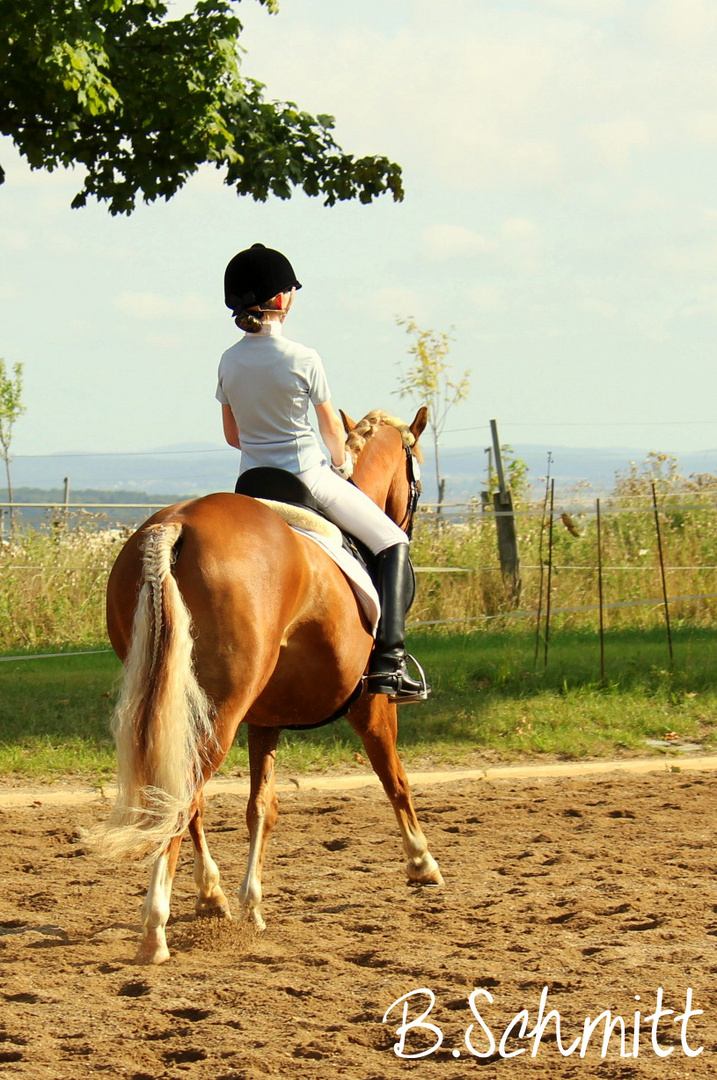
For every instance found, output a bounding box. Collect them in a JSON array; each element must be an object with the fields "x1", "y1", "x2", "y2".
[
  {"x1": 6, "y1": 443, "x2": 717, "y2": 510},
  {"x1": 9, "y1": 446, "x2": 237, "y2": 498},
  {"x1": 5, "y1": 487, "x2": 201, "y2": 529},
  {"x1": 11, "y1": 487, "x2": 197, "y2": 505}
]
